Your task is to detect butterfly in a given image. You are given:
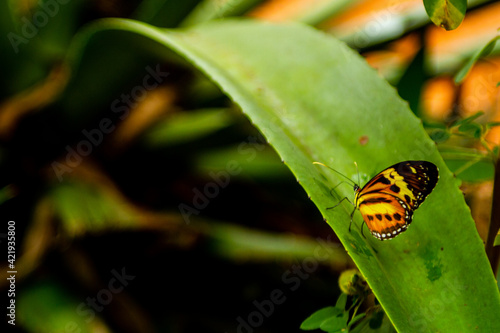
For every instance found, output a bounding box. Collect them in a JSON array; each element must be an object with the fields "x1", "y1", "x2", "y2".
[{"x1": 314, "y1": 161, "x2": 439, "y2": 240}]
